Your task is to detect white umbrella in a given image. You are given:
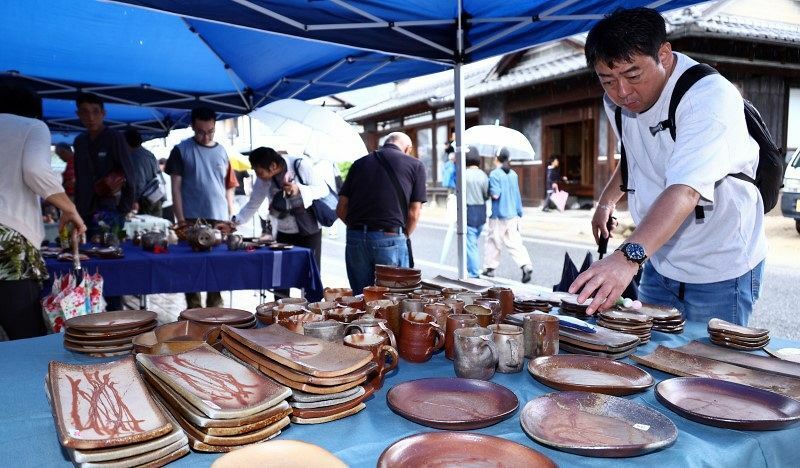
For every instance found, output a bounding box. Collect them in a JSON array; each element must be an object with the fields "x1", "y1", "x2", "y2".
[
  {"x1": 463, "y1": 124, "x2": 536, "y2": 161},
  {"x1": 249, "y1": 99, "x2": 367, "y2": 163}
]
